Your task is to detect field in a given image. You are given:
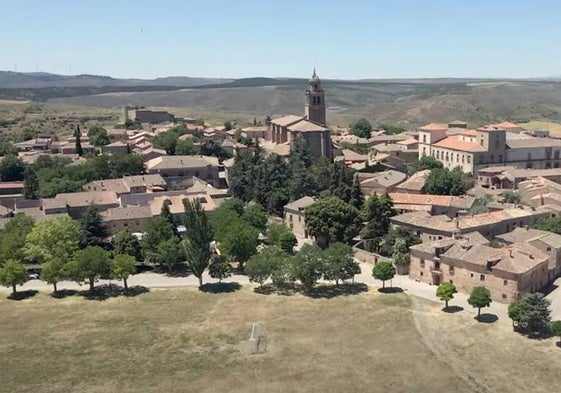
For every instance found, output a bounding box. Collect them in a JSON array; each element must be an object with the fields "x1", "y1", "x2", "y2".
[
  {"x1": 521, "y1": 120, "x2": 561, "y2": 137},
  {"x1": 1, "y1": 287, "x2": 560, "y2": 393}
]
